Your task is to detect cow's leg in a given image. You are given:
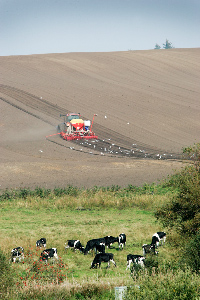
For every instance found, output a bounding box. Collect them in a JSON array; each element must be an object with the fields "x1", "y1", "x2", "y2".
[
  {"x1": 126, "y1": 260, "x2": 131, "y2": 269},
  {"x1": 111, "y1": 259, "x2": 116, "y2": 267},
  {"x1": 54, "y1": 252, "x2": 59, "y2": 260},
  {"x1": 106, "y1": 261, "x2": 110, "y2": 268}
]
